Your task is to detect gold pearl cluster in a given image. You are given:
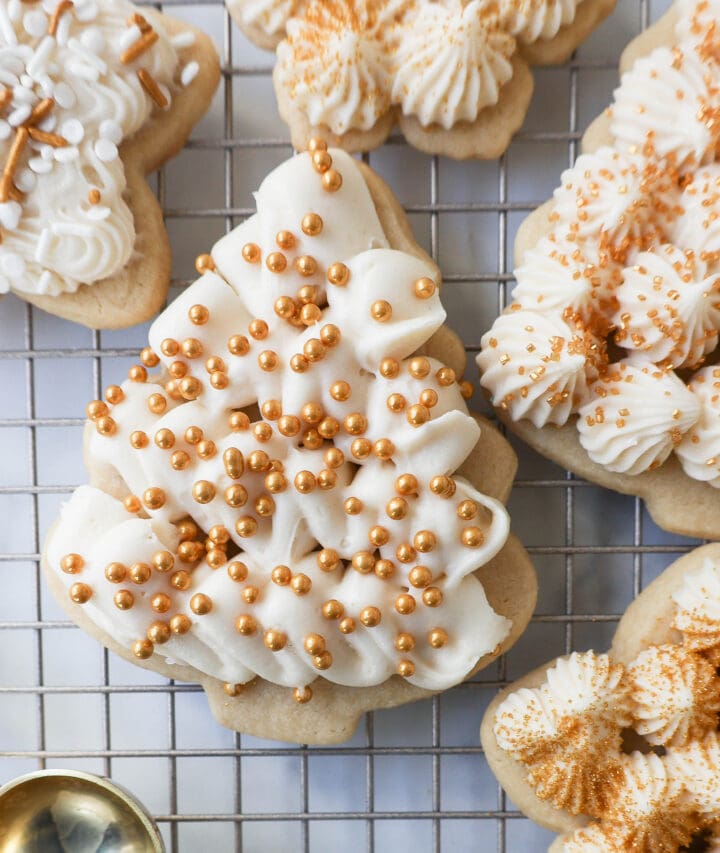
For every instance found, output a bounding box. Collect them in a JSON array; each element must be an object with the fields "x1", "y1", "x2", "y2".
[{"x1": 76, "y1": 139, "x2": 489, "y2": 703}]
